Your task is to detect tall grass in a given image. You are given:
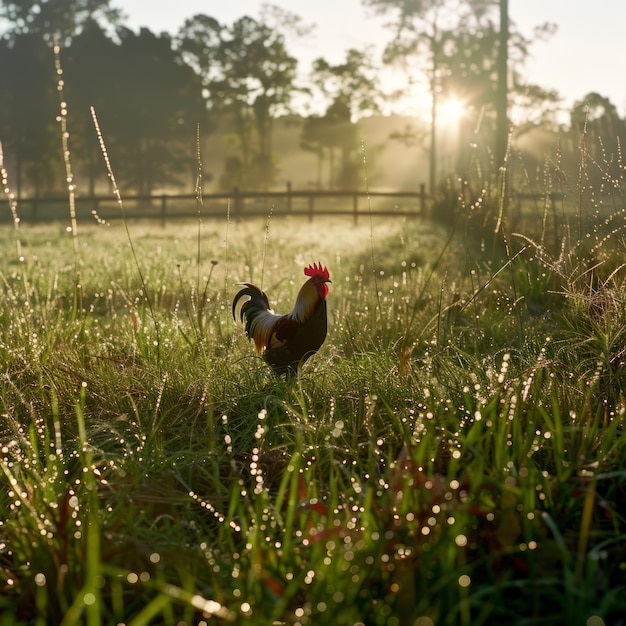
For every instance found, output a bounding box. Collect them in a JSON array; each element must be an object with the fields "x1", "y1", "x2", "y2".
[{"x1": 1, "y1": 122, "x2": 626, "y2": 623}]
